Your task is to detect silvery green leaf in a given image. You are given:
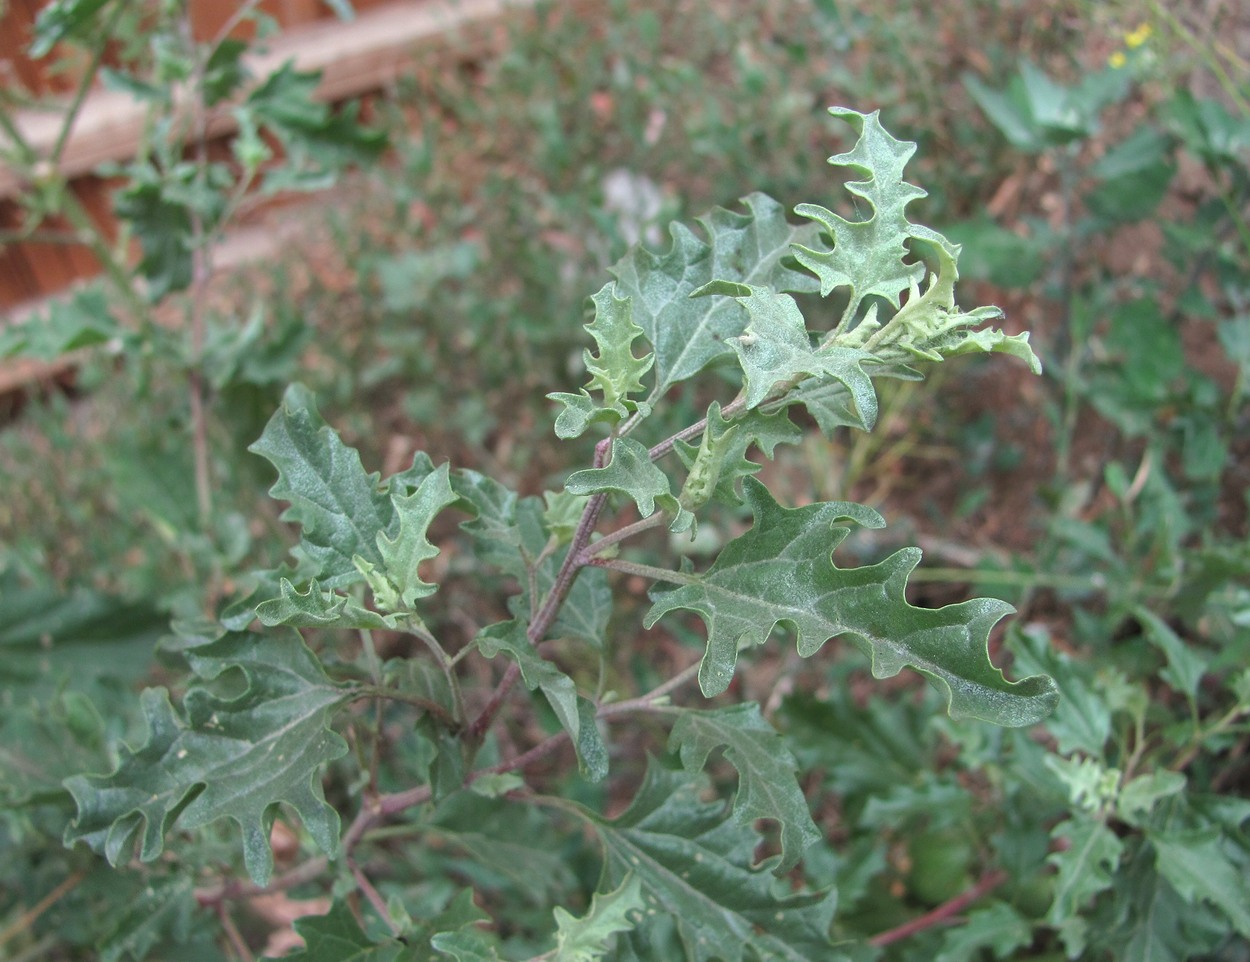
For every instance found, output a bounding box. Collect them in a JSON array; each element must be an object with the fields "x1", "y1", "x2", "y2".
[
  {"x1": 646, "y1": 479, "x2": 1058, "y2": 726},
  {"x1": 610, "y1": 192, "x2": 819, "y2": 396}
]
